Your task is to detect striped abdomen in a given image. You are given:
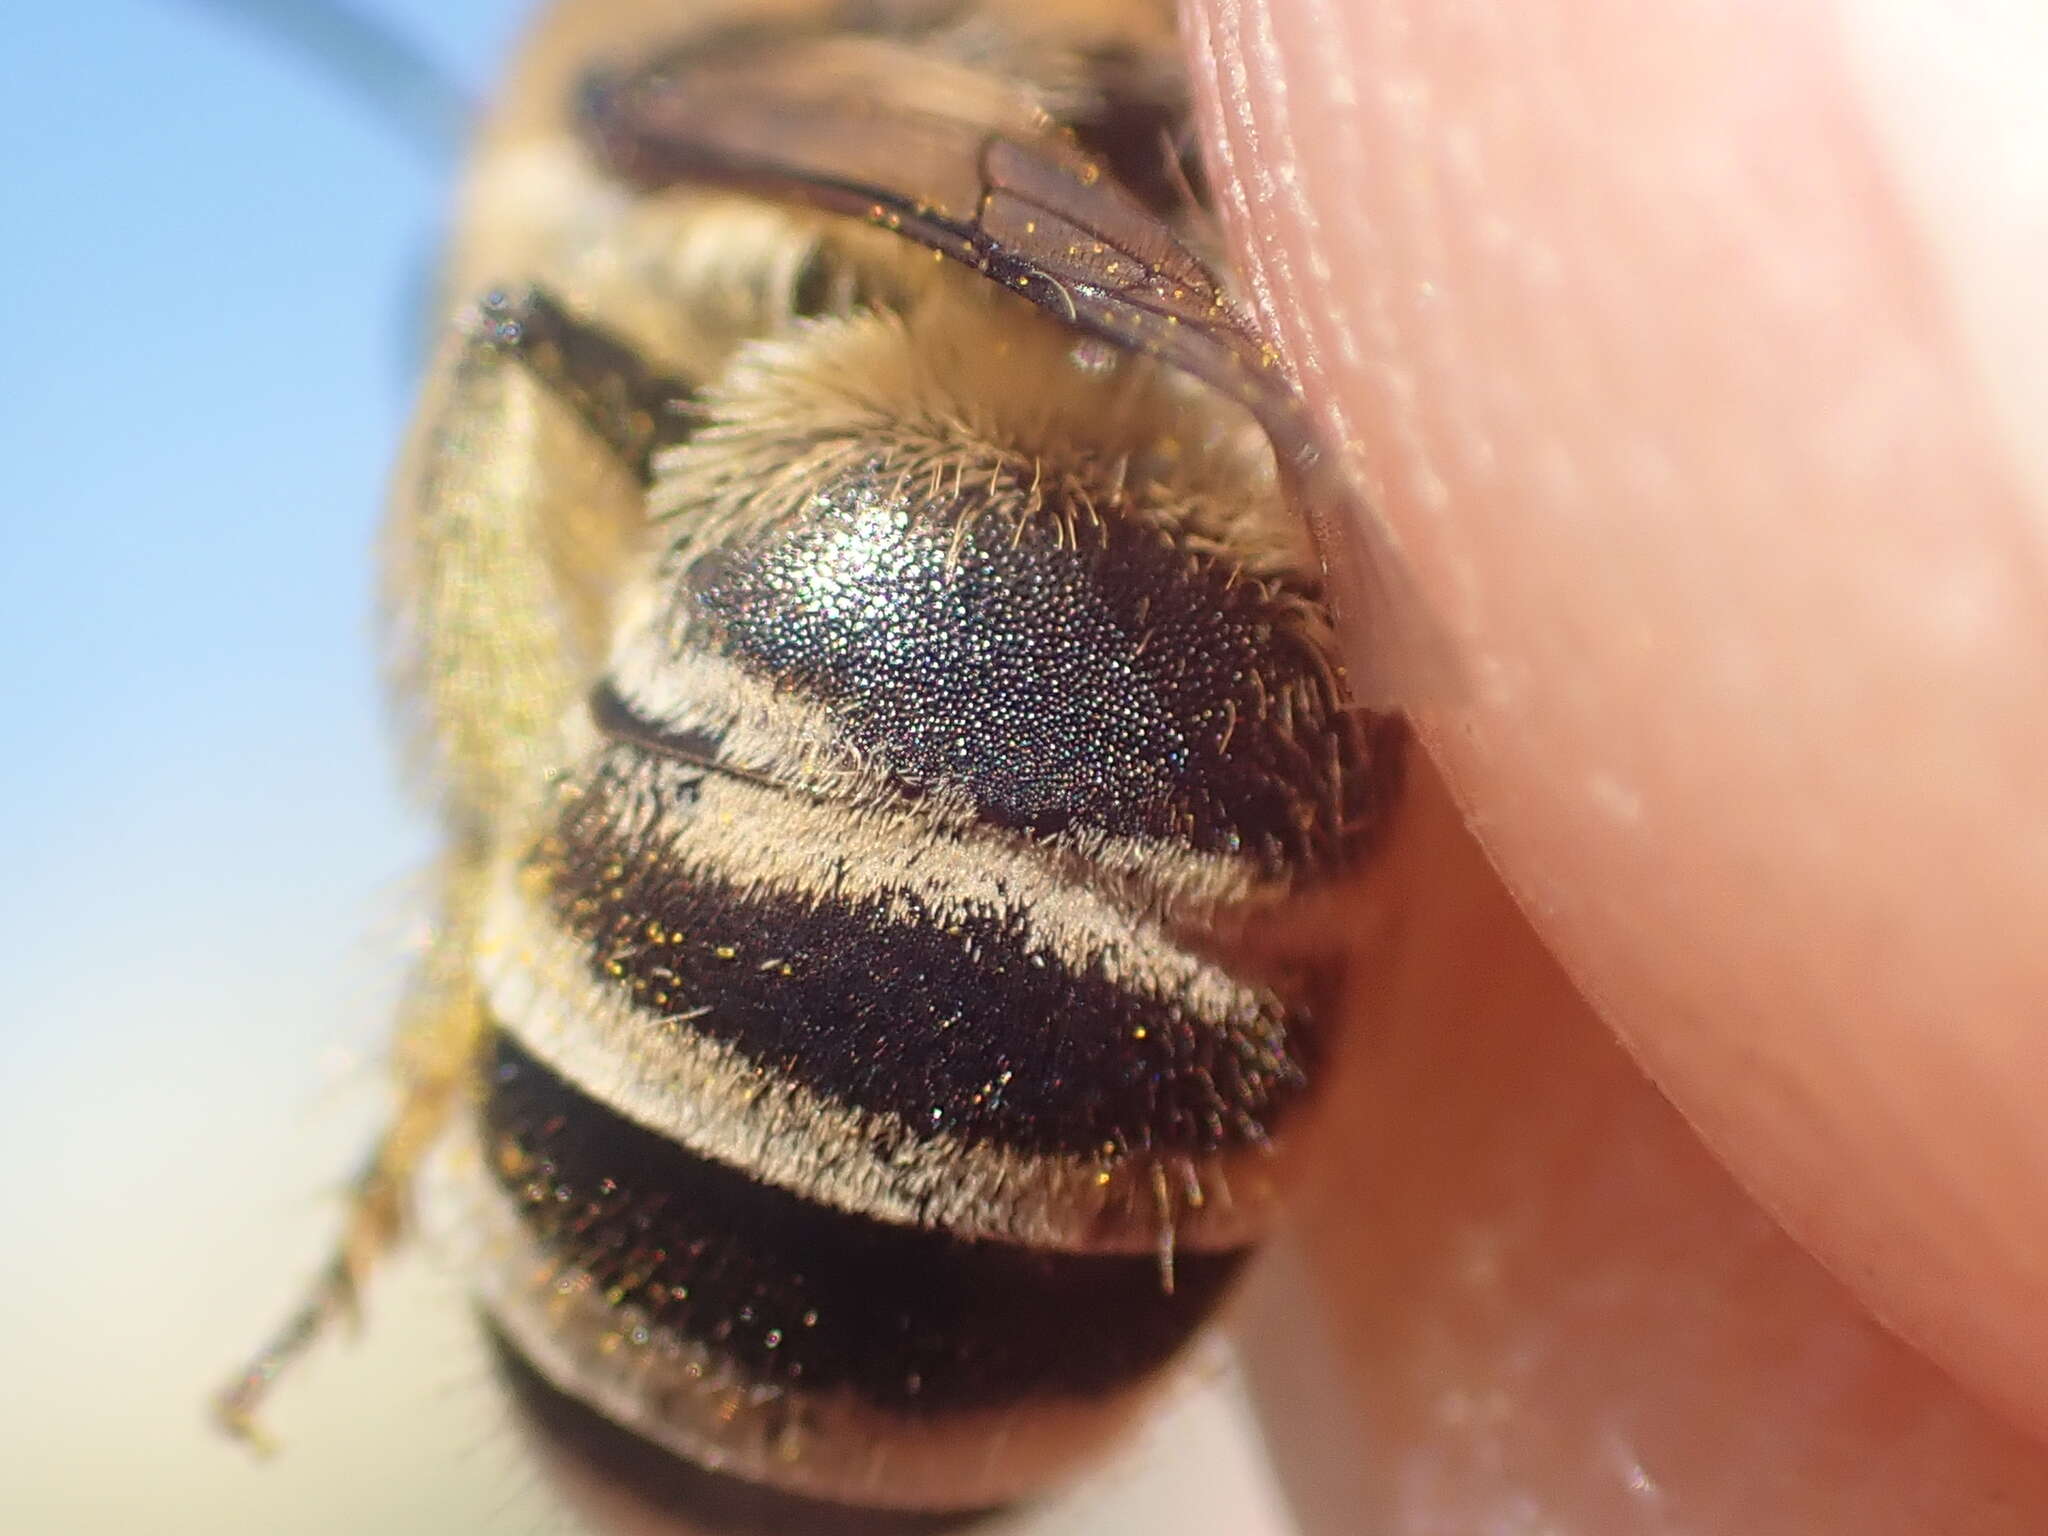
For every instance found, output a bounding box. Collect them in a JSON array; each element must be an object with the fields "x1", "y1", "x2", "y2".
[{"x1": 424, "y1": 399, "x2": 1388, "y2": 1510}]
